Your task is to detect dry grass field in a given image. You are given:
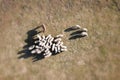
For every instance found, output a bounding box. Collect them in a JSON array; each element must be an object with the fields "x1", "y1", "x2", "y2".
[{"x1": 0, "y1": 0, "x2": 120, "y2": 80}]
